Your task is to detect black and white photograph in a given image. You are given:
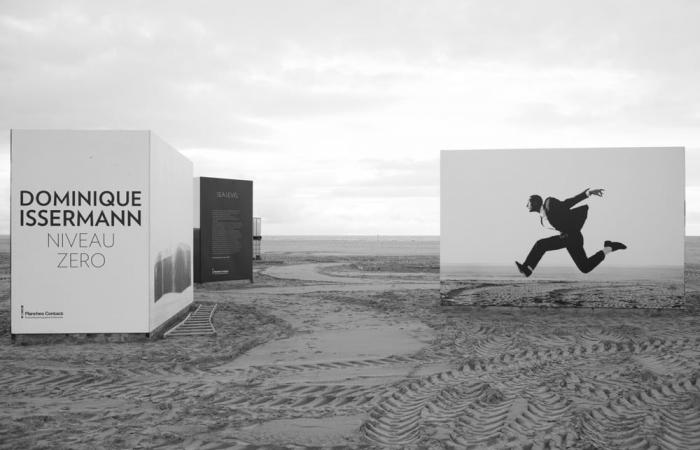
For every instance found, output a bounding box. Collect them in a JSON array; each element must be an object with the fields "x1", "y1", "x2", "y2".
[
  {"x1": 441, "y1": 147, "x2": 686, "y2": 308},
  {"x1": 2, "y1": 1, "x2": 700, "y2": 449}
]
